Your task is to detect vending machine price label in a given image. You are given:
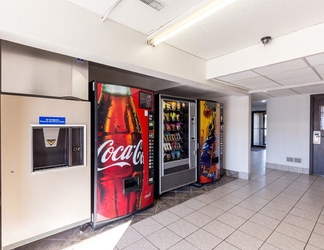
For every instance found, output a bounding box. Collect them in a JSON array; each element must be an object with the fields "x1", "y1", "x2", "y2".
[{"x1": 39, "y1": 116, "x2": 66, "y2": 124}]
